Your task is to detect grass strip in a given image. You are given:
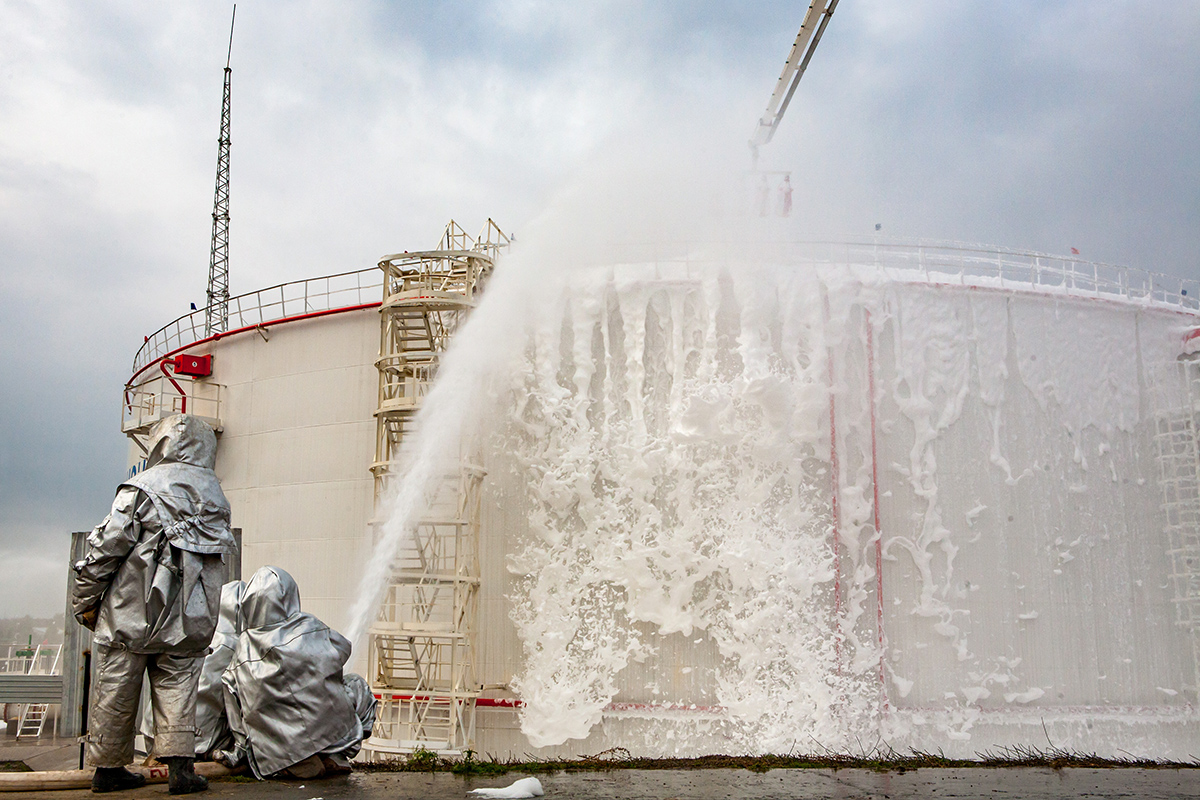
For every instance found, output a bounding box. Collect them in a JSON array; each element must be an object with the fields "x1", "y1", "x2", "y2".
[{"x1": 357, "y1": 745, "x2": 1200, "y2": 776}]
